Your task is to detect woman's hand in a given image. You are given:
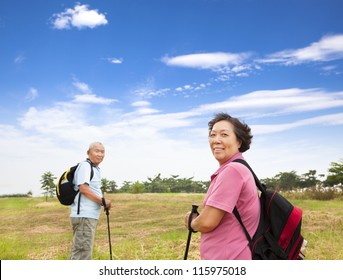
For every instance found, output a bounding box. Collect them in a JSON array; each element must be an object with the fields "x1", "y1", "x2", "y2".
[
  {"x1": 185, "y1": 206, "x2": 226, "y2": 233},
  {"x1": 184, "y1": 211, "x2": 199, "y2": 231},
  {"x1": 184, "y1": 211, "x2": 191, "y2": 229}
]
